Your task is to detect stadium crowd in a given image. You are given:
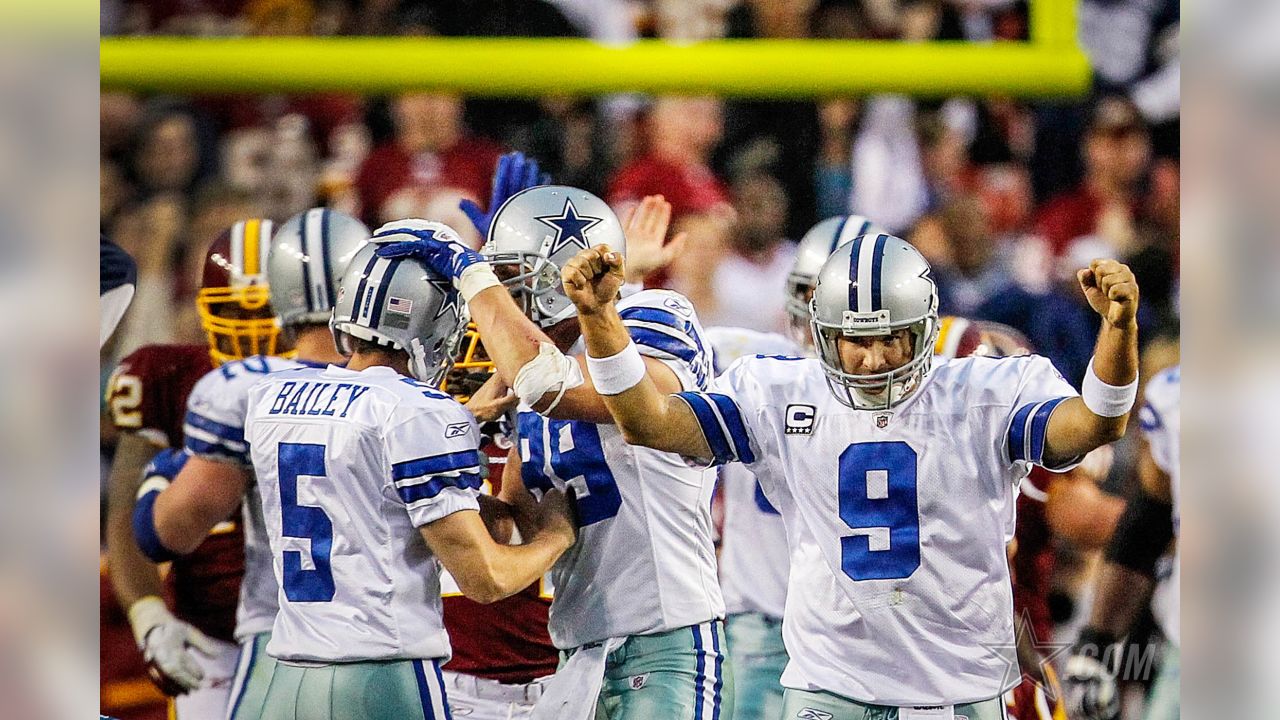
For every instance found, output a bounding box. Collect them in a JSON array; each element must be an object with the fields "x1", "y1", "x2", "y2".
[{"x1": 101, "y1": 1, "x2": 1180, "y2": 718}]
